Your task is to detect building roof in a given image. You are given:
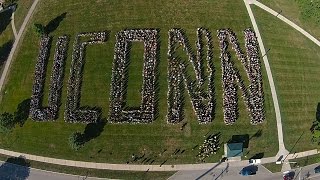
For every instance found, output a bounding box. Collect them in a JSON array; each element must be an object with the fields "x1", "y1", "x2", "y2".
[{"x1": 226, "y1": 142, "x2": 243, "y2": 157}]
